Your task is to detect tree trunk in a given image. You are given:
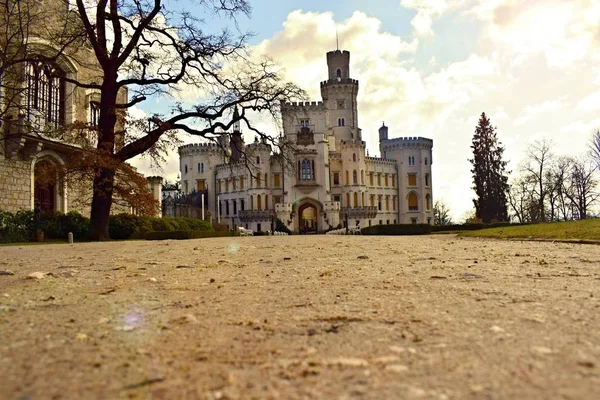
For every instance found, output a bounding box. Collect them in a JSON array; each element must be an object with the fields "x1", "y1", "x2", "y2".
[{"x1": 90, "y1": 167, "x2": 116, "y2": 240}]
